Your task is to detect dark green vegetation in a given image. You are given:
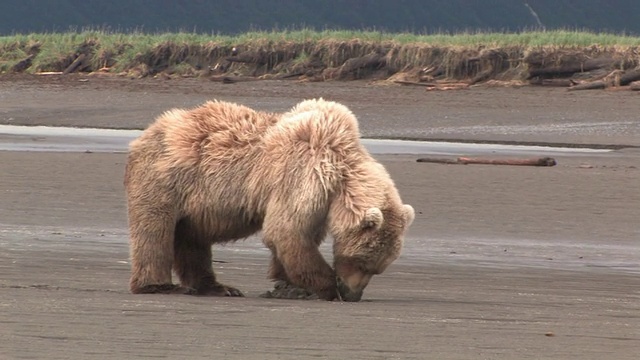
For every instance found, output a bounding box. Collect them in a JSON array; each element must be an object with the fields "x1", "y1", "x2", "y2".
[{"x1": 1, "y1": 0, "x2": 640, "y2": 35}]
